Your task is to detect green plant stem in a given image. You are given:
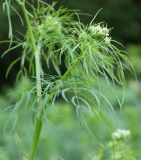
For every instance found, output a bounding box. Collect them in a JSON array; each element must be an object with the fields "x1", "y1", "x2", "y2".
[
  {"x1": 16, "y1": 1, "x2": 43, "y2": 160},
  {"x1": 30, "y1": 110, "x2": 43, "y2": 160},
  {"x1": 47, "y1": 55, "x2": 84, "y2": 100},
  {"x1": 61, "y1": 56, "x2": 83, "y2": 81},
  {"x1": 30, "y1": 44, "x2": 43, "y2": 160}
]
